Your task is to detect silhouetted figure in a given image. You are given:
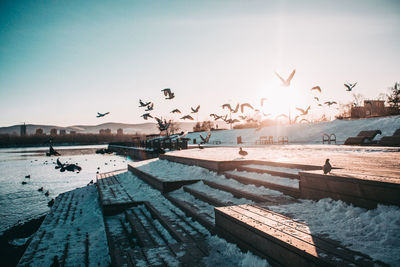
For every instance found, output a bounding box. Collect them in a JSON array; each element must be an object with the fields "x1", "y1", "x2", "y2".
[
  {"x1": 191, "y1": 105, "x2": 200, "y2": 113},
  {"x1": 44, "y1": 191, "x2": 50, "y2": 196},
  {"x1": 180, "y1": 115, "x2": 194, "y2": 120},
  {"x1": 171, "y1": 109, "x2": 181, "y2": 113},
  {"x1": 48, "y1": 198, "x2": 55, "y2": 207},
  {"x1": 139, "y1": 99, "x2": 151, "y2": 107},
  {"x1": 161, "y1": 88, "x2": 175, "y2": 99},
  {"x1": 323, "y1": 159, "x2": 332, "y2": 174},
  {"x1": 344, "y1": 82, "x2": 357, "y2": 91},
  {"x1": 240, "y1": 103, "x2": 254, "y2": 113},
  {"x1": 96, "y1": 112, "x2": 110, "y2": 118},
  {"x1": 46, "y1": 144, "x2": 60, "y2": 157},
  {"x1": 296, "y1": 106, "x2": 311, "y2": 116},
  {"x1": 311, "y1": 86, "x2": 321, "y2": 92},
  {"x1": 239, "y1": 147, "x2": 248, "y2": 156},
  {"x1": 50, "y1": 256, "x2": 60, "y2": 267}
]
